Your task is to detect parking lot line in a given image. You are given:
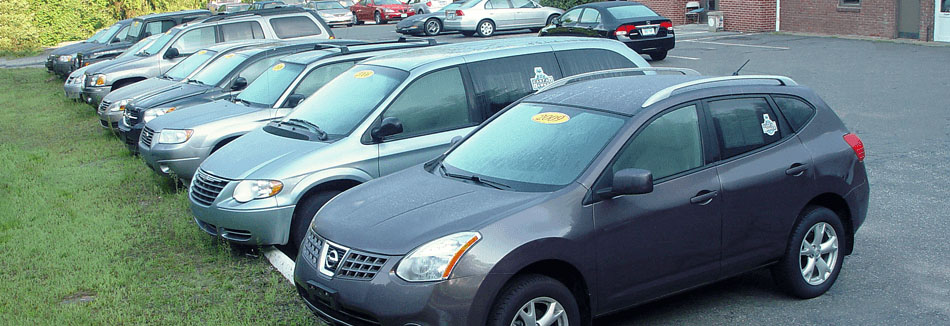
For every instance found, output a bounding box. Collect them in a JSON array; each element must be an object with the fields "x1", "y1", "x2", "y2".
[
  {"x1": 681, "y1": 39, "x2": 790, "y2": 50},
  {"x1": 669, "y1": 55, "x2": 701, "y2": 60},
  {"x1": 264, "y1": 246, "x2": 295, "y2": 283}
]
